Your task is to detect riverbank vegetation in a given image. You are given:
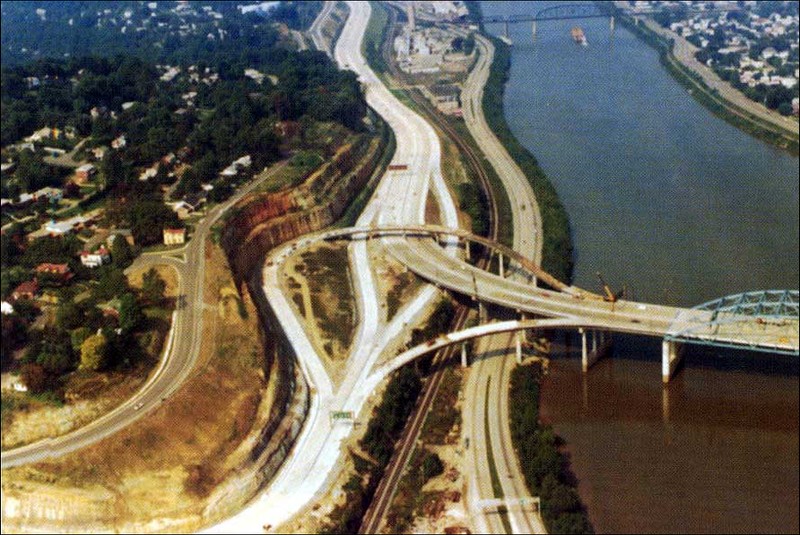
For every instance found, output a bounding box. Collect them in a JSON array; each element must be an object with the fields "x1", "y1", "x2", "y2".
[
  {"x1": 321, "y1": 366, "x2": 423, "y2": 534},
  {"x1": 363, "y1": 2, "x2": 391, "y2": 75},
  {"x1": 509, "y1": 362, "x2": 594, "y2": 534},
  {"x1": 482, "y1": 35, "x2": 575, "y2": 283},
  {"x1": 601, "y1": 5, "x2": 799, "y2": 154}
]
